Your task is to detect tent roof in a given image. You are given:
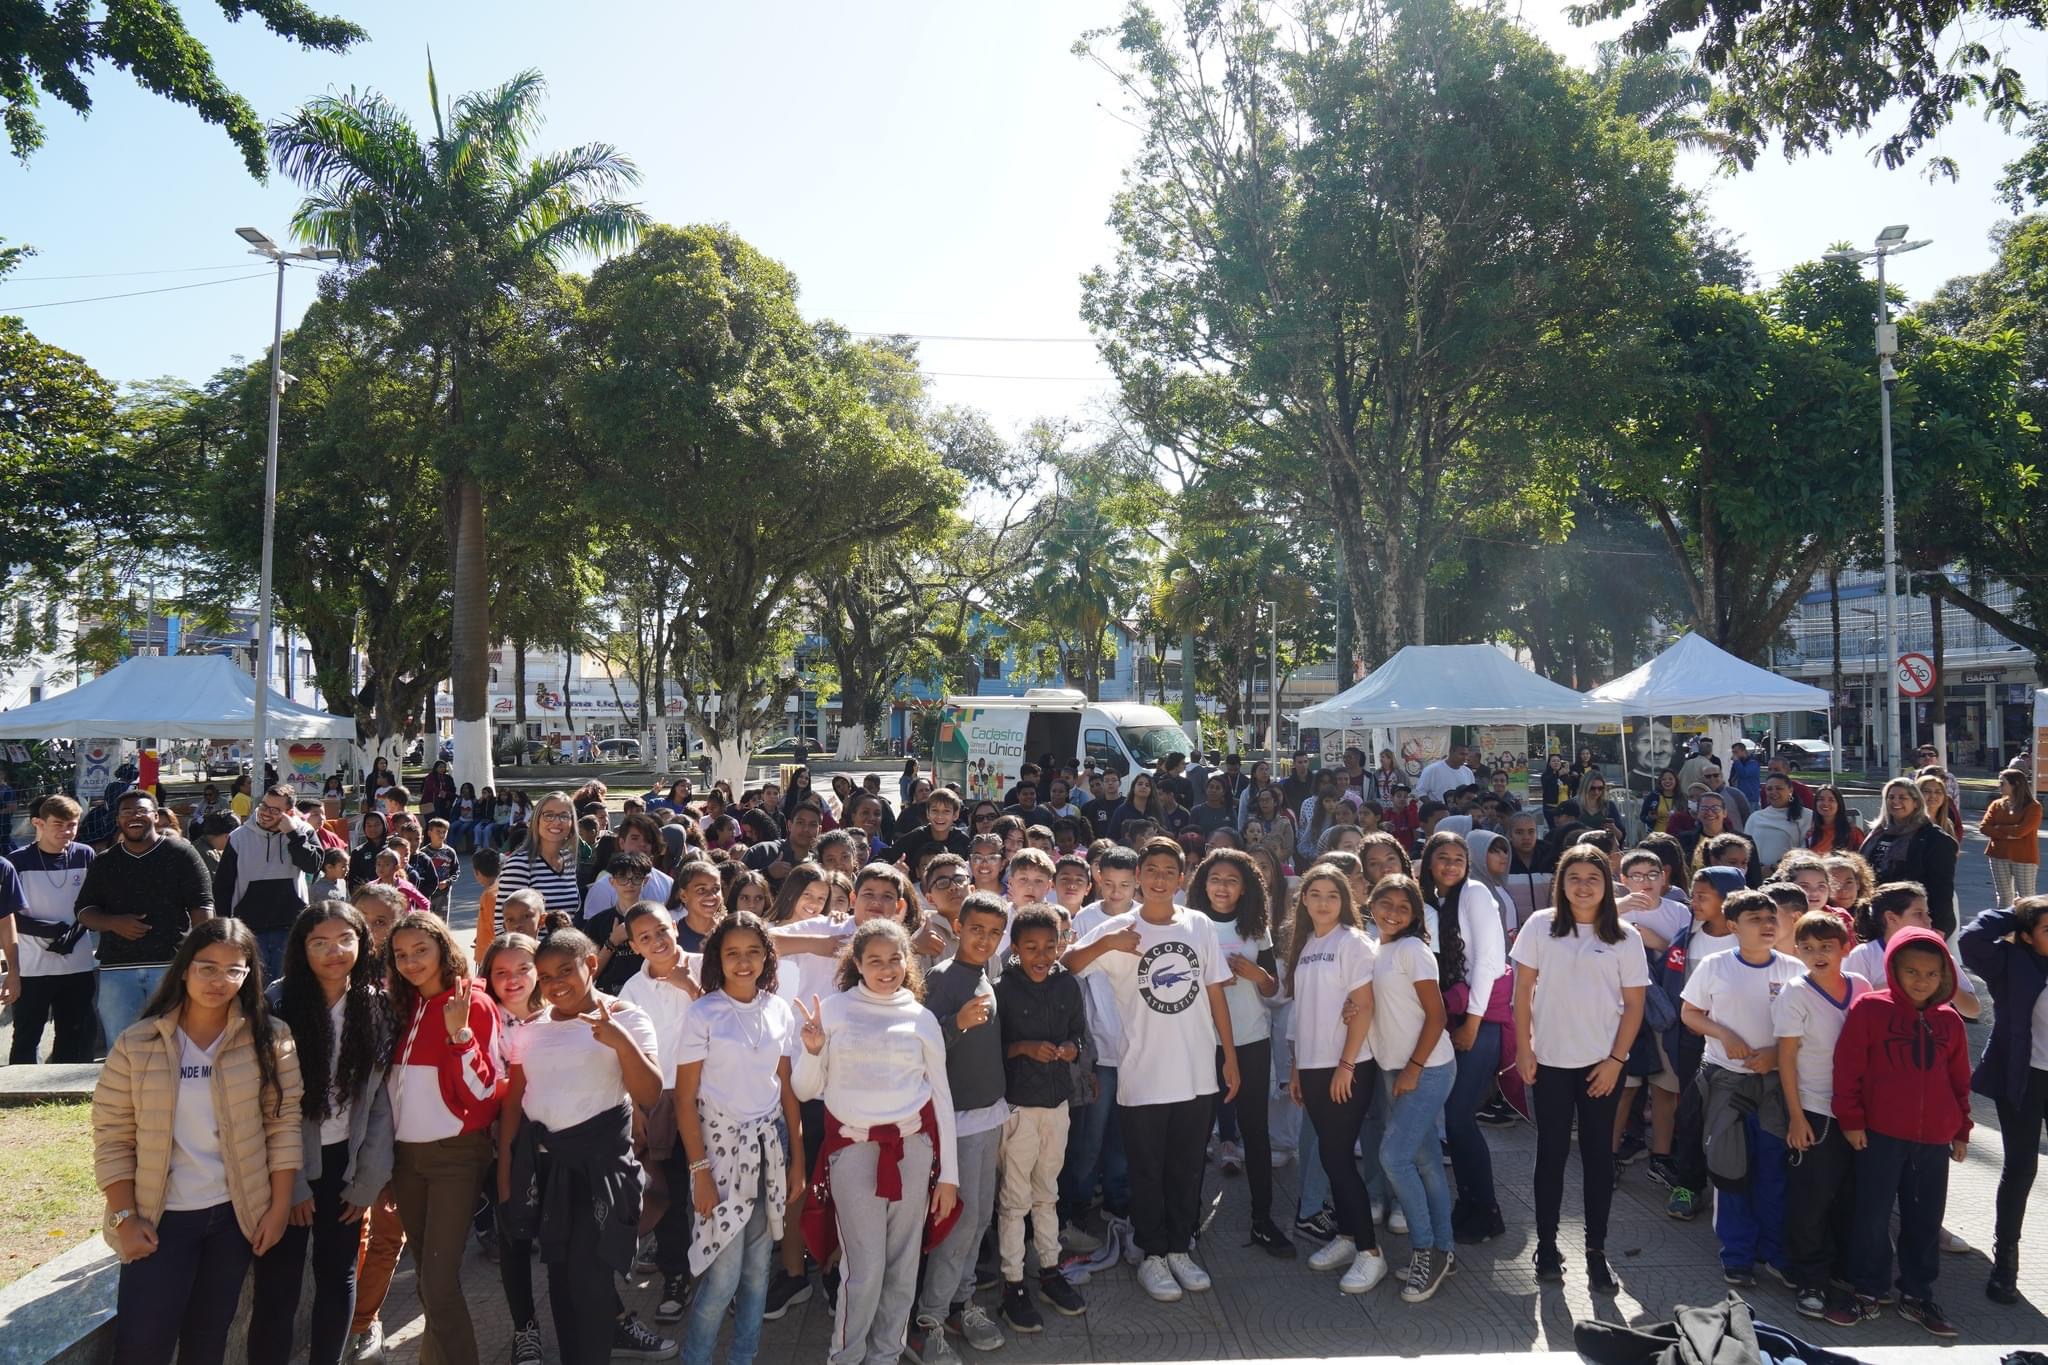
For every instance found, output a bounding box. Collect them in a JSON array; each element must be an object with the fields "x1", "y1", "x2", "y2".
[
  {"x1": 1294, "y1": 644, "x2": 1625, "y2": 729},
  {"x1": 0, "y1": 655, "x2": 355, "y2": 740},
  {"x1": 1585, "y1": 633, "x2": 1830, "y2": 715}
]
